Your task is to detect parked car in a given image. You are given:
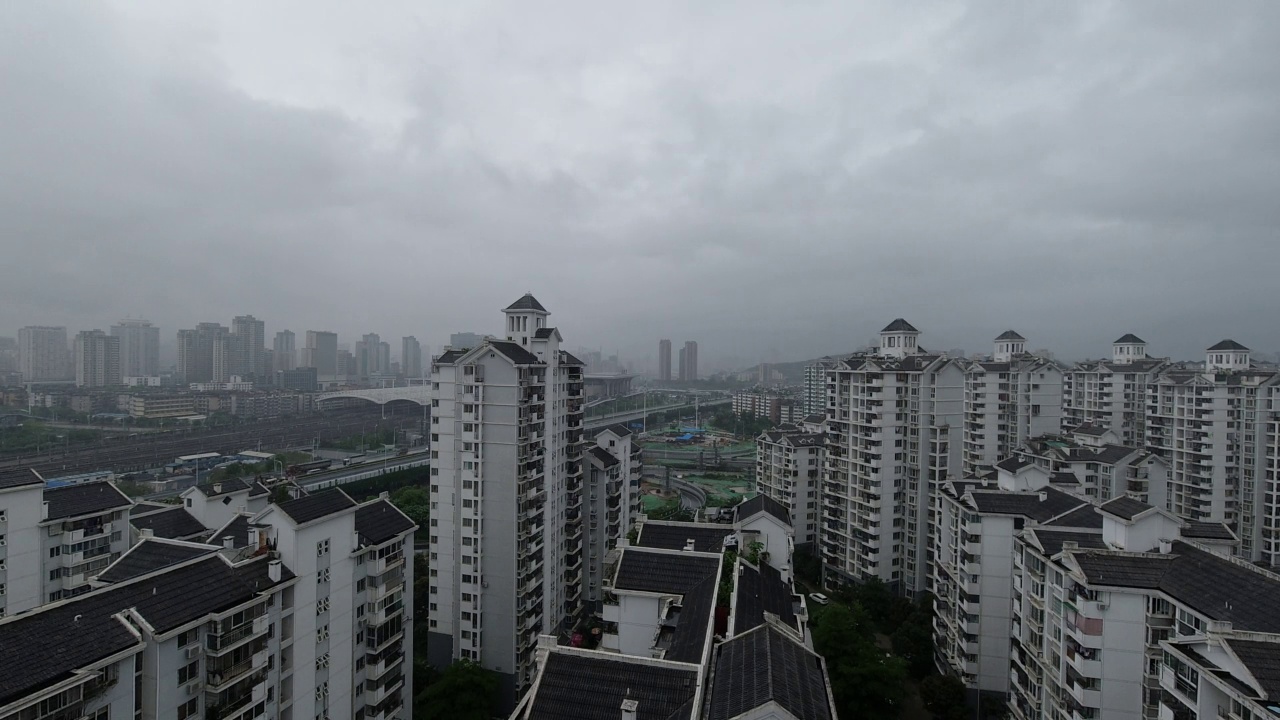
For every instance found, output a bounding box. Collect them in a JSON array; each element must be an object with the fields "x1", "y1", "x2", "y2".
[{"x1": 808, "y1": 592, "x2": 830, "y2": 606}]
